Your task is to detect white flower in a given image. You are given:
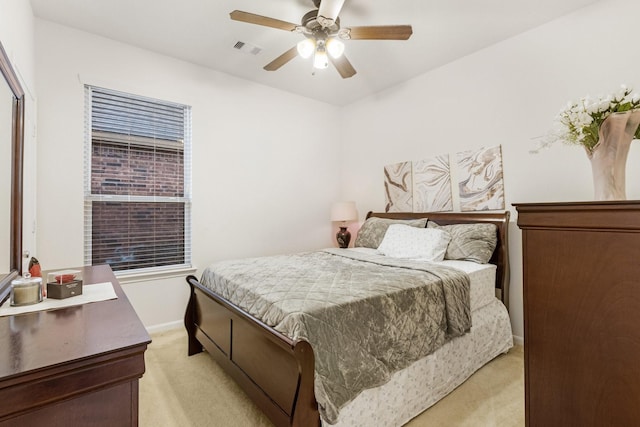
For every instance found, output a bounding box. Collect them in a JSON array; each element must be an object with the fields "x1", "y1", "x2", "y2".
[
  {"x1": 598, "y1": 99, "x2": 611, "y2": 112},
  {"x1": 586, "y1": 103, "x2": 600, "y2": 115},
  {"x1": 542, "y1": 84, "x2": 640, "y2": 155}
]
